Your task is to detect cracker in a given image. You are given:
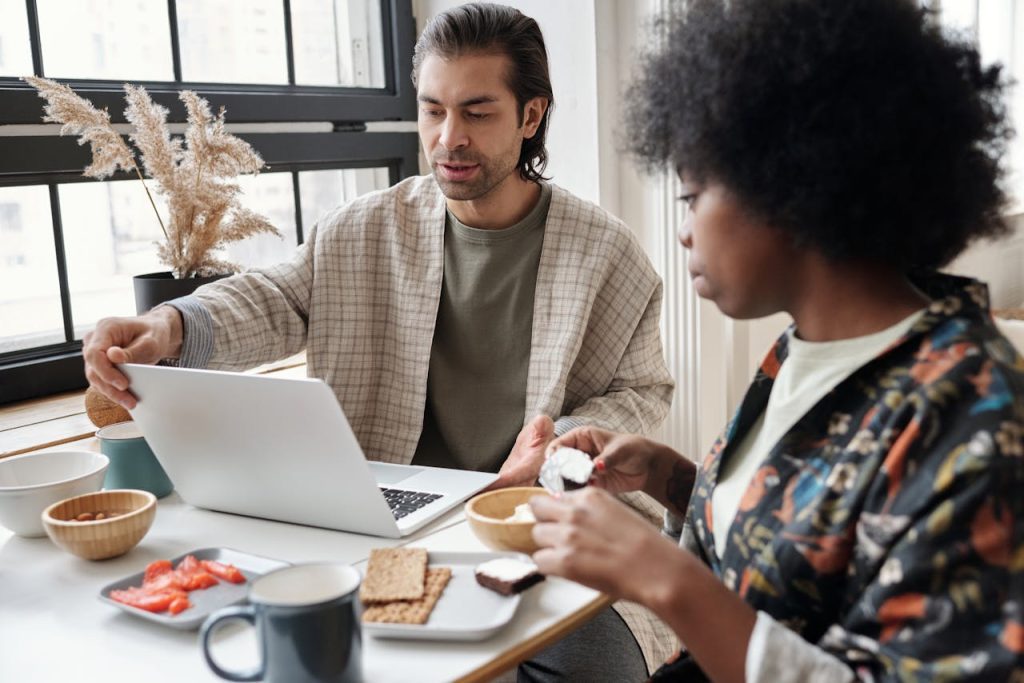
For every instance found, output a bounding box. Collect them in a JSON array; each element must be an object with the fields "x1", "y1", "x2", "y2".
[
  {"x1": 359, "y1": 548, "x2": 428, "y2": 603},
  {"x1": 361, "y1": 567, "x2": 452, "y2": 625}
]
